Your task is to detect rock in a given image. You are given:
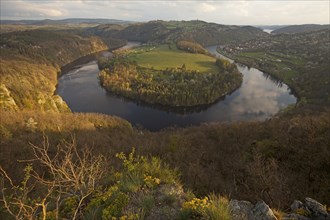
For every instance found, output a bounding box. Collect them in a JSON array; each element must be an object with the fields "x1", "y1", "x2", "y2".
[
  {"x1": 304, "y1": 198, "x2": 329, "y2": 218},
  {"x1": 291, "y1": 200, "x2": 304, "y2": 212},
  {"x1": 229, "y1": 200, "x2": 254, "y2": 220},
  {"x1": 228, "y1": 198, "x2": 328, "y2": 220},
  {"x1": 250, "y1": 200, "x2": 278, "y2": 220},
  {"x1": 283, "y1": 213, "x2": 310, "y2": 220}
]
